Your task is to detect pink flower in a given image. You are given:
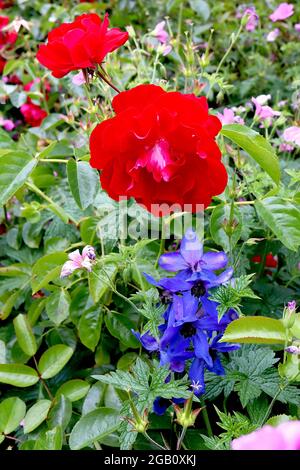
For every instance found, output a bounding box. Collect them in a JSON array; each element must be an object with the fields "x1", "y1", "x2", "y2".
[
  {"x1": 236, "y1": 6, "x2": 258, "y2": 31},
  {"x1": 266, "y1": 28, "x2": 280, "y2": 42},
  {"x1": 279, "y1": 142, "x2": 294, "y2": 152},
  {"x1": 0, "y1": 116, "x2": 15, "y2": 131},
  {"x1": 295, "y1": 24, "x2": 300, "y2": 32},
  {"x1": 72, "y1": 71, "x2": 86, "y2": 86},
  {"x1": 252, "y1": 96, "x2": 281, "y2": 121},
  {"x1": 283, "y1": 126, "x2": 300, "y2": 146},
  {"x1": 269, "y1": 3, "x2": 294, "y2": 22},
  {"x1": 217, "y1": 108, "x2": 244, "y2": 125},
  {"x1": 160, "y1": 44, "x2": 172, "y2": 56},
  {"x1": 60, "y1": 245, "x2": 96, "y2": 278},
  {"x1": 253, "y1": 94, "x2": 271, "y2": 105},
  {"x1": 232, "y1": 421, "x2": 300, "y2": 450},
  {"x1": 152, "y1": 20, "x2": 169, "y2": 44}
]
